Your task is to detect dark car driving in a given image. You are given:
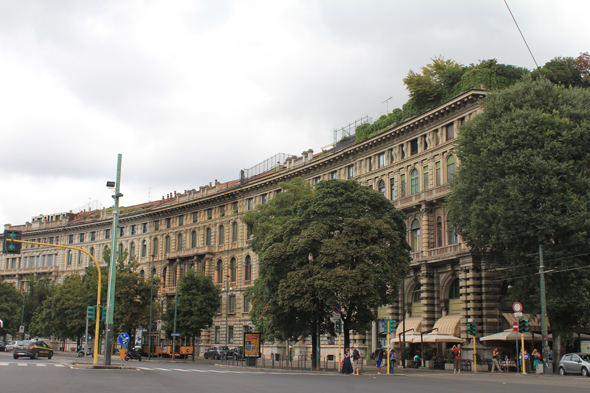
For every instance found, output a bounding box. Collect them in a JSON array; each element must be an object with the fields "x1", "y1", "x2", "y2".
[
  {"x1": 0, "y1": 340, "x2": 5, "y2": 352},
  {"x1": 13, "y1": 340, "x2": 53, "y2": 360}
]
